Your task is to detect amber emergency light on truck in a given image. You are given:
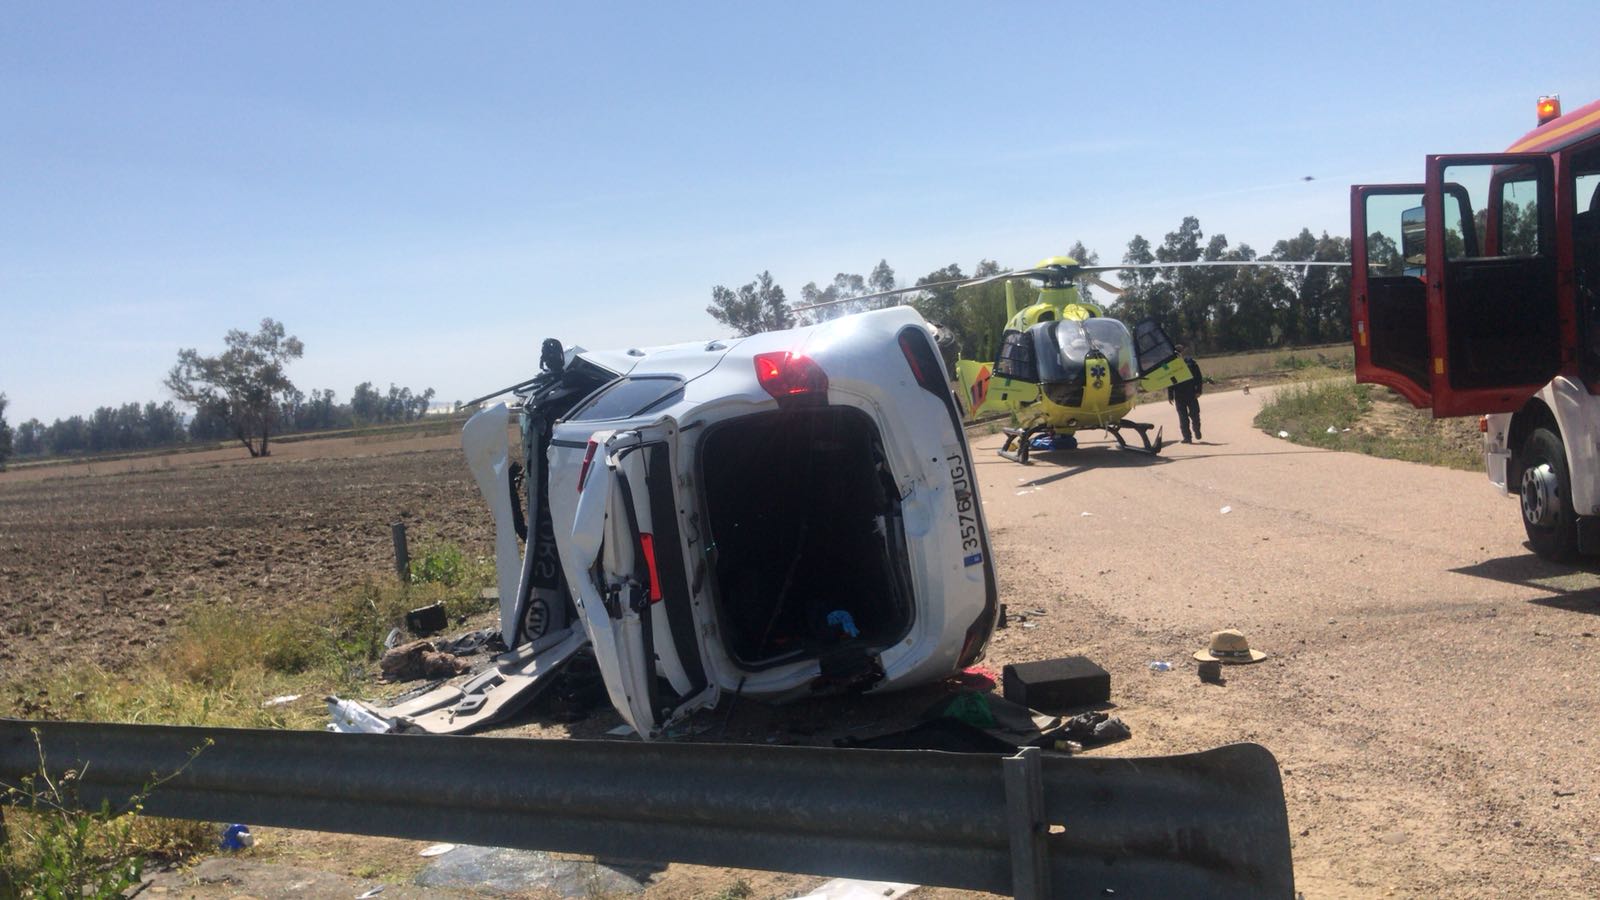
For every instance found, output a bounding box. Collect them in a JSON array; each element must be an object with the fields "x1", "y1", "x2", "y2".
[{"x1": 1351, "y1": 94, "x2": 1600, "y2": 560}]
